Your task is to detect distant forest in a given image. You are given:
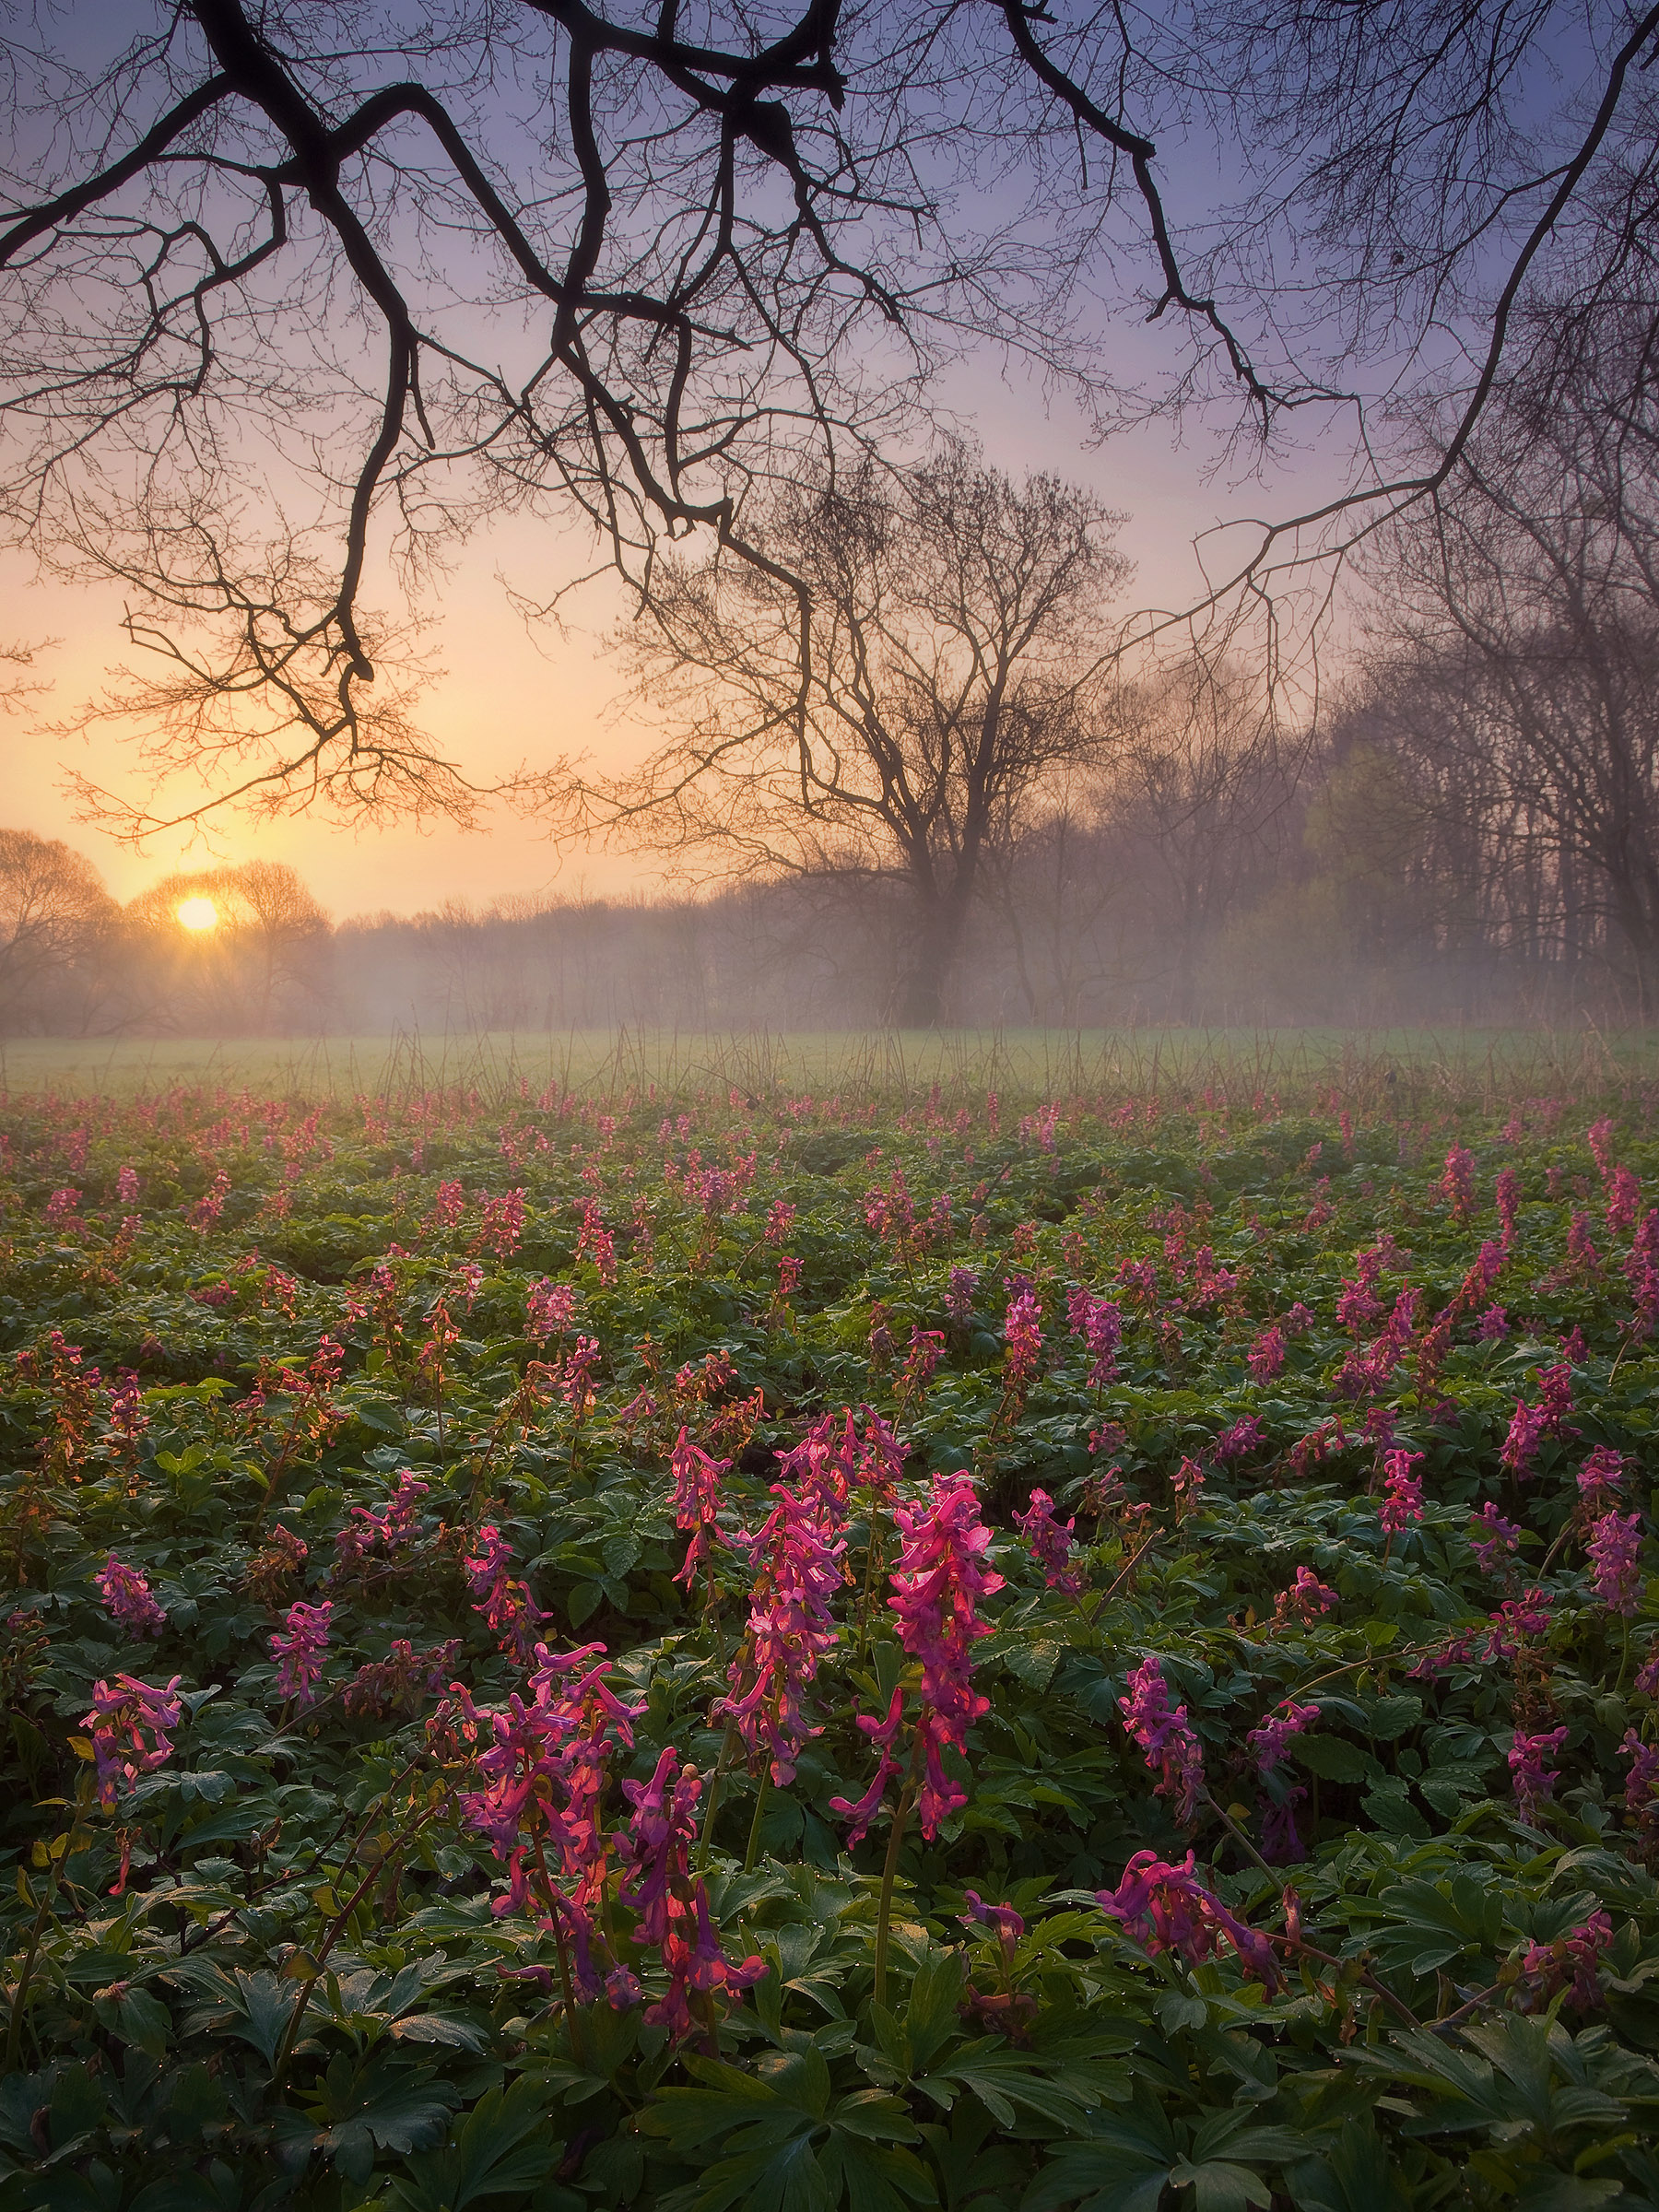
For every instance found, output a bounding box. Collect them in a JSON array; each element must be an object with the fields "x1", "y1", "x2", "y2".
[{"x1": 5, "y1": 673, "x2": 1657, "y2": 1035}]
